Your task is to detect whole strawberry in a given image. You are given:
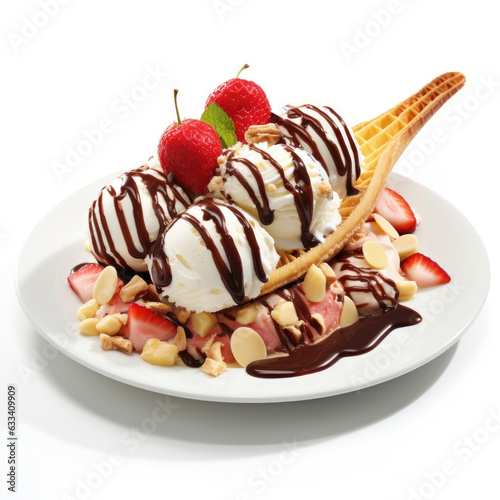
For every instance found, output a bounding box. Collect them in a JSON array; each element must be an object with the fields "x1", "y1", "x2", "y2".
[
  {"x1": 158, "y1": 90, "x2": 222, "y2": 194},
  {"x1": 205, "y1": 64, "x2": 271, "y2": 143}
]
